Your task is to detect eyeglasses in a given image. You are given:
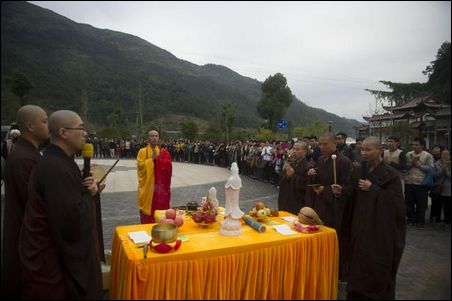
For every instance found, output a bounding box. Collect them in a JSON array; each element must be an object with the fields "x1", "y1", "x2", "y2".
[{"x1": 63, "y1": 127, "x2": 85, "y2": 131}]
